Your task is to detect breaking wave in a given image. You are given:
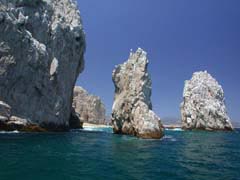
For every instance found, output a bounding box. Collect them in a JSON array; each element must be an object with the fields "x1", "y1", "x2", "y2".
[
  {"x1": 165, "y1": 128, "x2": 183, "y2": 131},
  {"x1": 0, "y1": 130, "x2": 20, "y2": 134}
]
